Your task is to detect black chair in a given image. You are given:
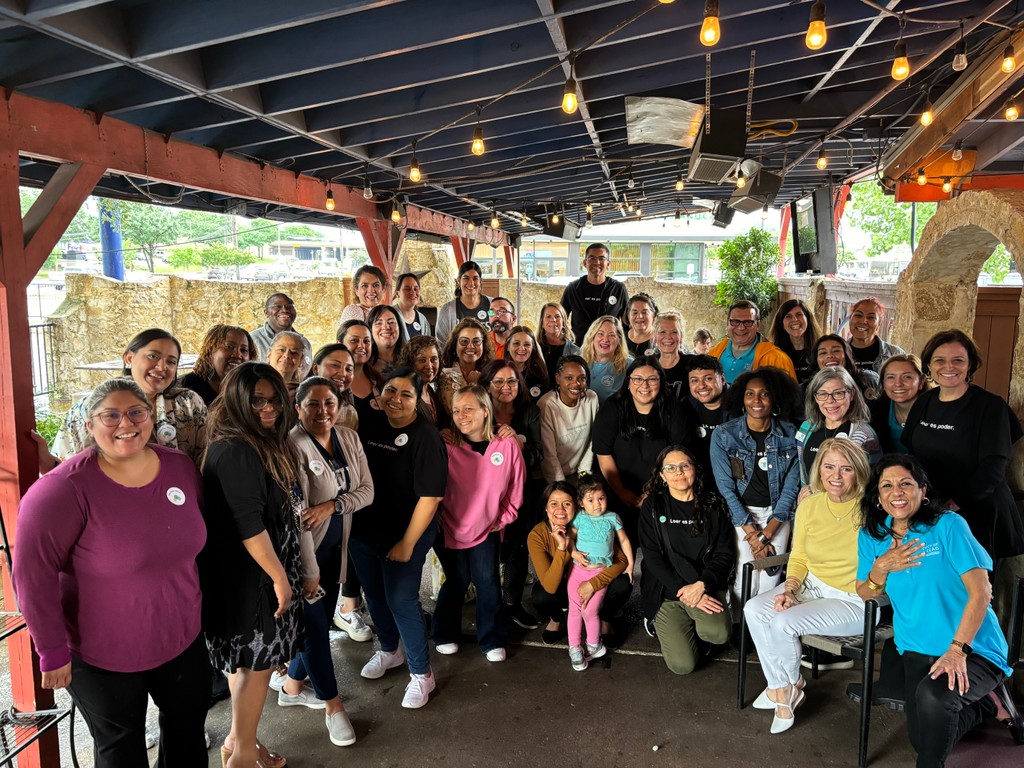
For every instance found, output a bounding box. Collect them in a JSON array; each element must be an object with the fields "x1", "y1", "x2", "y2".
[{"x1": 736, "y1": 554, "x2": 893, "y2": 768}]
